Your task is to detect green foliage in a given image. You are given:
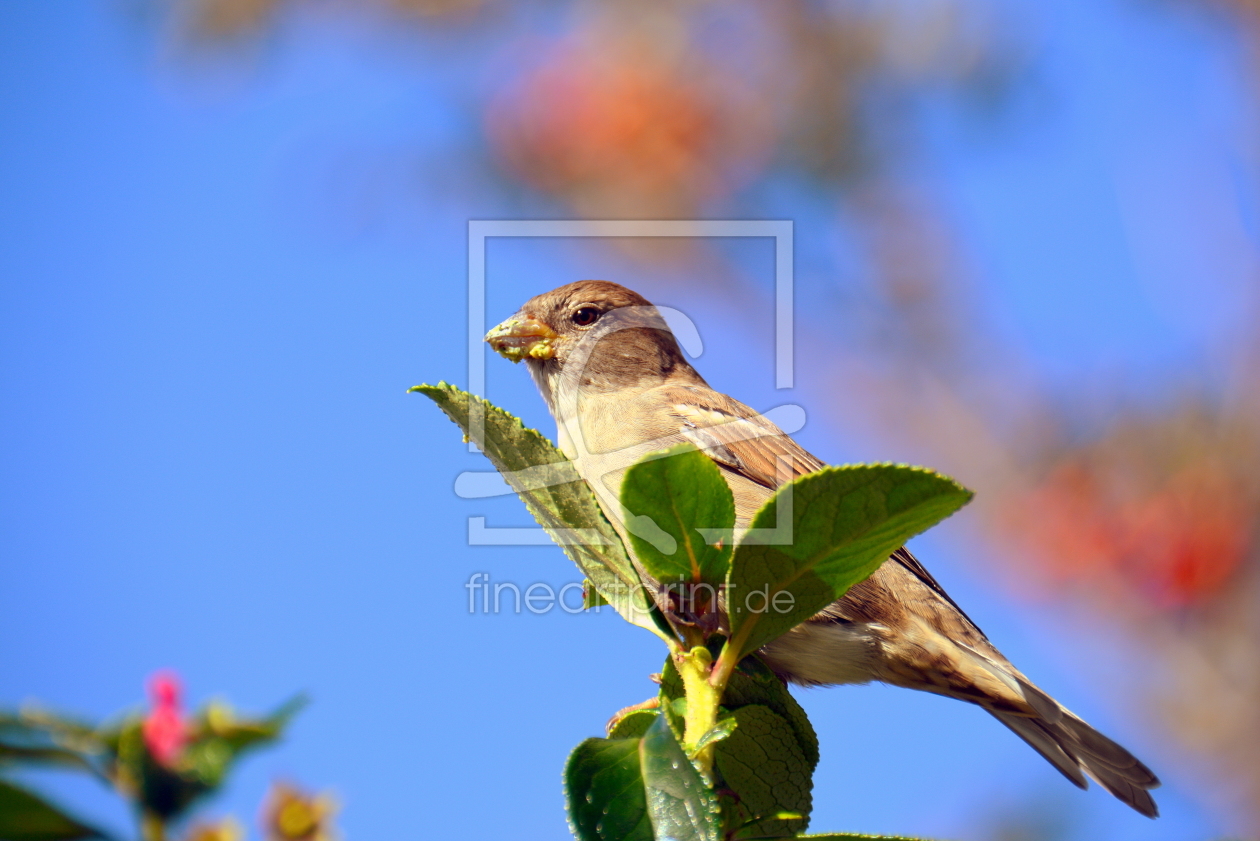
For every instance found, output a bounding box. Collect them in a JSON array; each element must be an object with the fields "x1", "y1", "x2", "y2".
[
  {"x1": 565, "y1": 715, "x2": 720, "y2": 841},
  {"x1": 0, "y1": 713, "x2": 105, "y2": 778},
  {"x1": 0, "y1": 780, "x2": 112, "y2": 841},
  {"x1": 412, "y1": 382, "x2": 670, "y2": 637},
  {"x1": 637, "y1": 714, "x2": 722, "y2": 841},
  {"x1": 566, "y1": 736, "x2": 652, "y2": 840},
  {"x1": 0, "y1": 695, "x2": 303, "y2": 841},
  {"x1": 621, "y1": 444, "x2": 734, "y2": 592},
  {"x1": 417, "y1": 385, "x2": 969, "y2": 840},
  {"x1": 111, "y1": 696, "x2": 303, "y2": 820},
  {"x1": 726, "y1": 465, "x2": 973, "y2": 660},
  {"x1": 659, "y1": 655, "x2": 818, "y2": 838},
  {"x1": 719, "y1": 657, "x2": 819, "y2": 772},
  {"x1": 691, "y1": 716, "x2": 738, "y2": 756},
  {"x1": 608, "y1": 709, "x2": 660, "y2": 741},
  {"x1": 716, "y1": 704, "x2": 812, "y2": 839}
]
